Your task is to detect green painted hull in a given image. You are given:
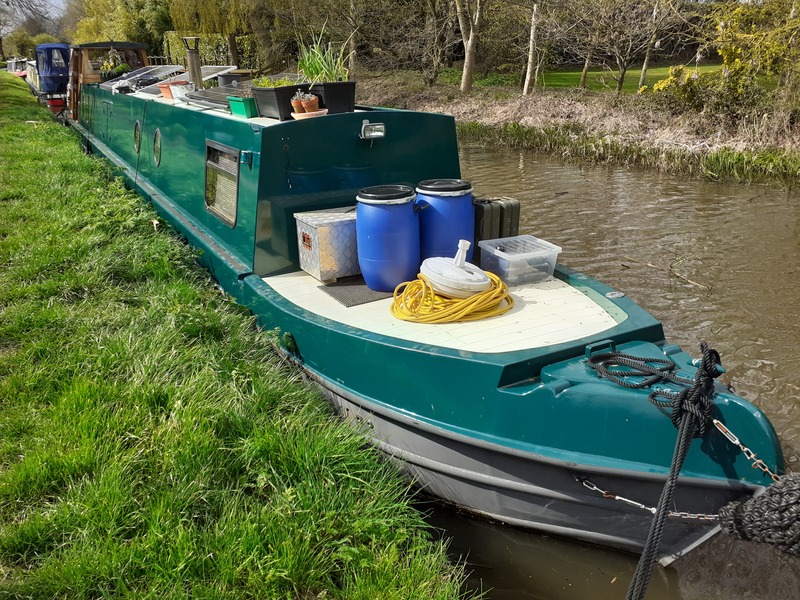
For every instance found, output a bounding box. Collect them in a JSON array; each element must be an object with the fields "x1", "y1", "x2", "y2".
[{"x1": 70, "y1": 81, "x2": 784, "y2": 559}]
